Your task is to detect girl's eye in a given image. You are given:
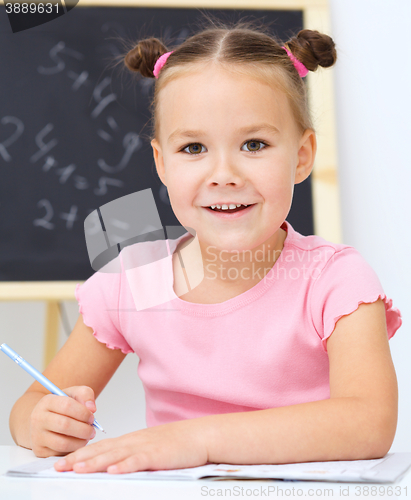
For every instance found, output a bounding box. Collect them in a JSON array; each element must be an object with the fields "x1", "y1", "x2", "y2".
[
  {"x1": 242, "y1": 140, "x2": 267, "y2": 154},
  {"x1": 182, "y1": 143, "x2": 206, "y2": 155},
  {"x1": 180, "y1": 140, "x2": 268, "y2": 156}
]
